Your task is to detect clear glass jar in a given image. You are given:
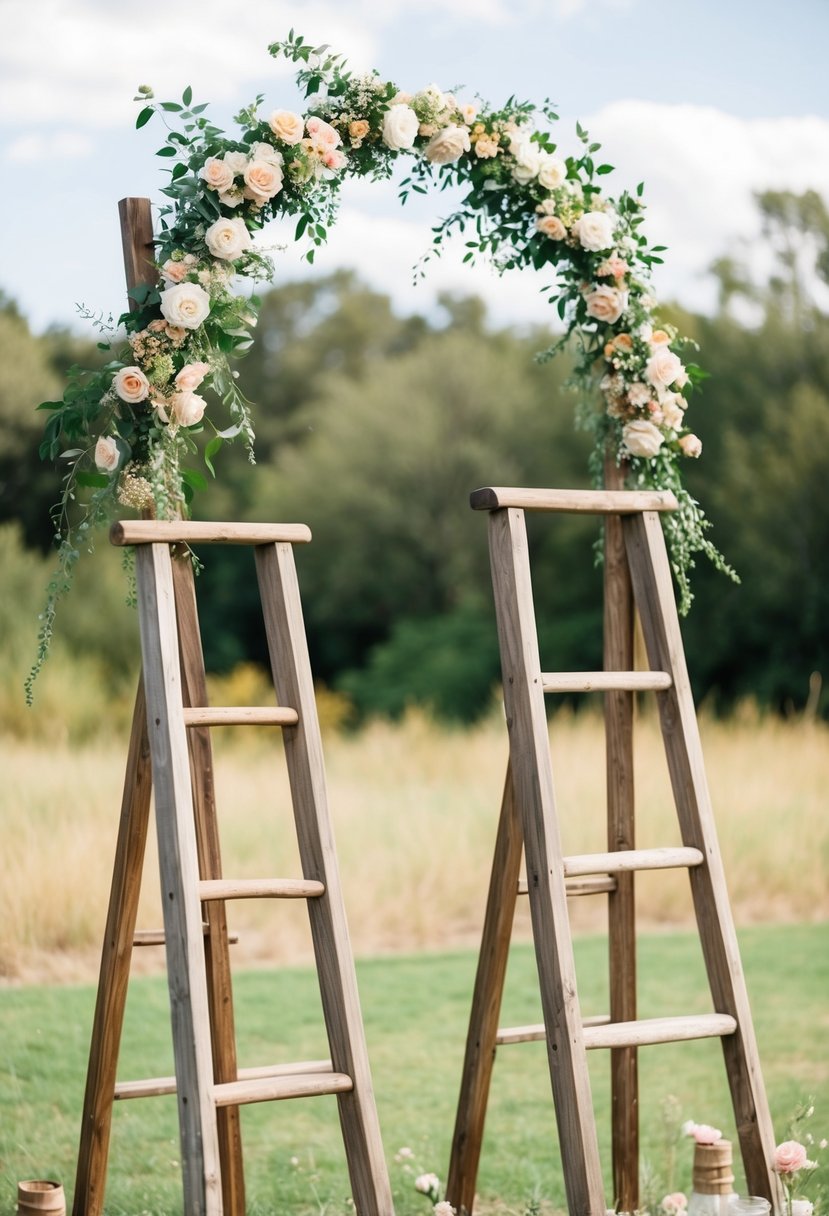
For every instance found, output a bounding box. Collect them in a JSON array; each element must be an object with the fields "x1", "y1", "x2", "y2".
[
  {"x1": 687, "y1": 1193, "x2": 736, "y2": 1216},
  {"x1": 730, "y1": 1199, "x2": 772, "y2": 1216}
]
